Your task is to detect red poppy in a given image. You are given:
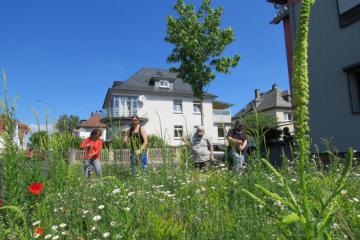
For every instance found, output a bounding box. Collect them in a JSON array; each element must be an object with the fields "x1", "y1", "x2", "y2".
[
  {"x1": 28, "y1": 182, "x2": 44, "y2": 195},
  {"x1": 35, "y1": 227, "x2": 44, "y2": 235}
]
